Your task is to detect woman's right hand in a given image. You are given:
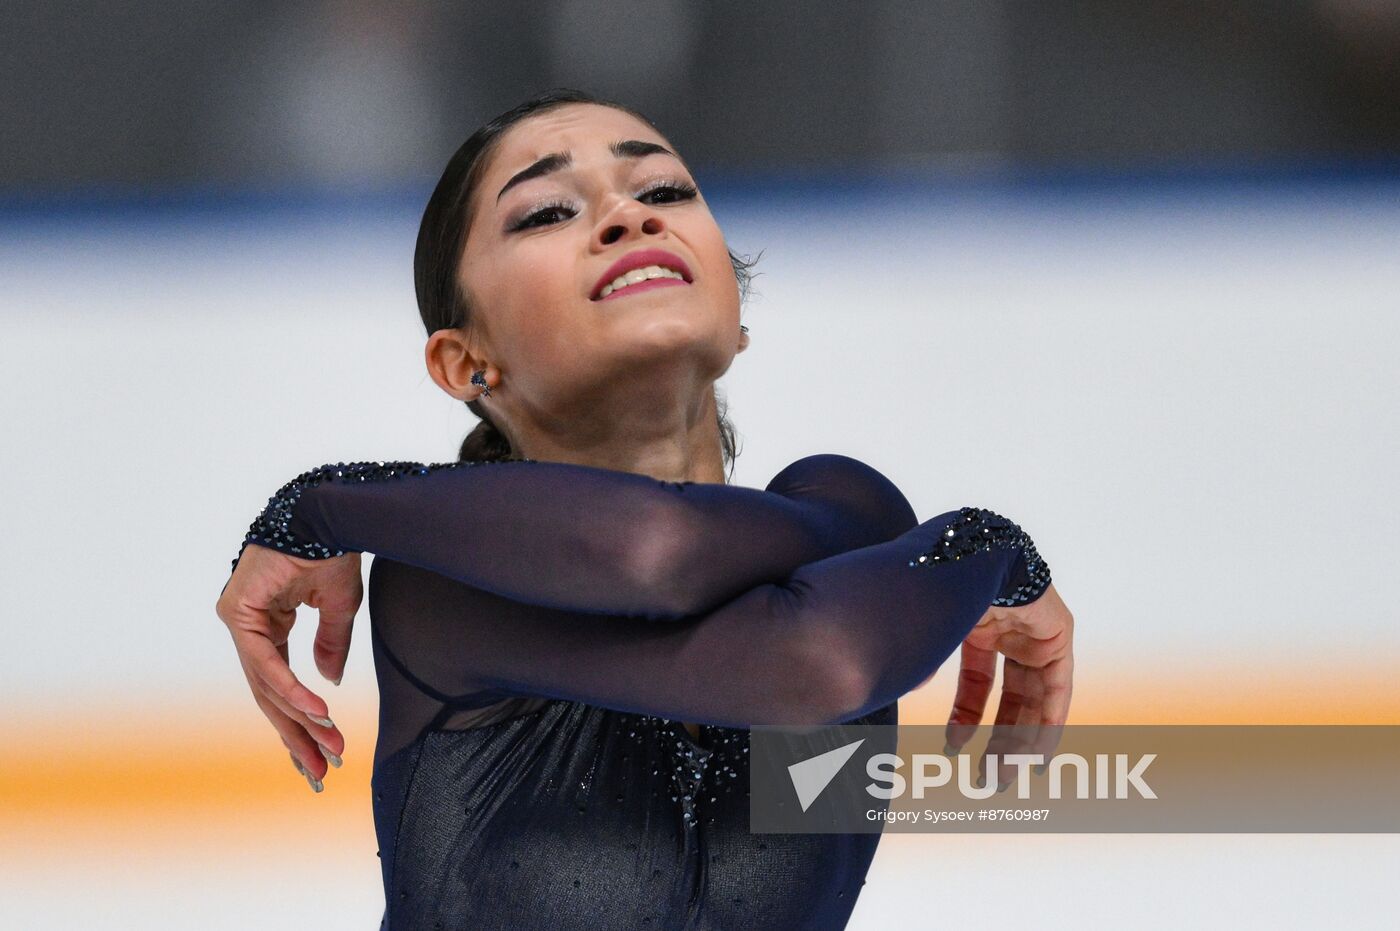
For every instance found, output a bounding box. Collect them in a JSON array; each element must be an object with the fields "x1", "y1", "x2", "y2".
[
  {"x1": 215, "y1": 544, "x2": 363, "y2": 787},
  {"x1": 944, "y1": 582, "x2": 1074, "y2": 790}
]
